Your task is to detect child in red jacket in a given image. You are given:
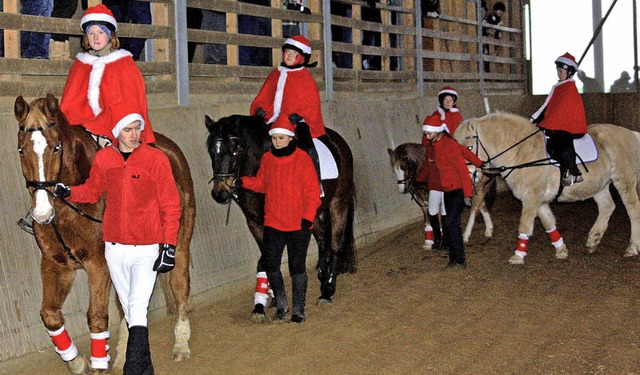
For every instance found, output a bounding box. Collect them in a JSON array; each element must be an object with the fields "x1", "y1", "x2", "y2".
[
  {"x1": 230, "y1": 117, "x2": 321, "y2": 323},
  {"x1": 531, "y1": 52, "x2": 588, "y2": 186},
  {"x1": 422, "y1": 117, "x2": 484, "y2": 269}
]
